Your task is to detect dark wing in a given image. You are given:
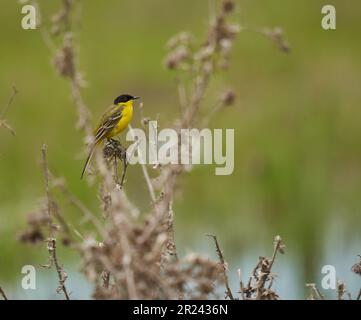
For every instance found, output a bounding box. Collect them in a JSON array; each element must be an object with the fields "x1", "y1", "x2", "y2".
[{"x1": 94, "y1": 105, "x2": 123, "y2": 144}]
